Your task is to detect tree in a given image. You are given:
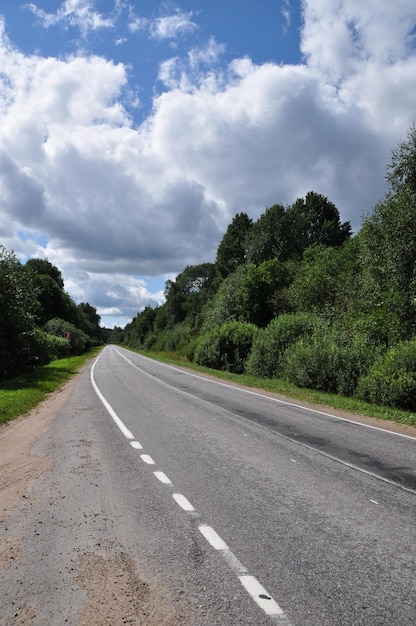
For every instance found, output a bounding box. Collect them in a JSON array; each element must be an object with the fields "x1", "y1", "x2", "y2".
[
  {"x1": 216, "y1": 212, "x2": 253, "y2": 279},
  {"x1": 359, "y1": 185, "x2": 416, "y2": 342},
  {"x1": 246, "y1": 204, "x2": 285, "y2": 265},
  {"x1": 0, "y1": 246, "x2": 38, "y2": 378},
  {"x1": 25, "y1": 257, "x2": 78, "y2": 324},
  {"x1": 386, "y1": 124, "x2": 416, "y2": 193},
  {"x1": 289, "y1": 239, "x2": 359, "y2": 319},
  {"x1": 243, "y1": 259, "x2": 291, "y2": 327},
  {"x1": 77, "y1": 302, "x2": 102, "y2": 340},
  {"x1": 282, "y1": 192, "x2": 351, "y2": 260},
  {"x1": 164, "y1": 263, "x2": 216, "y2": 329}
]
